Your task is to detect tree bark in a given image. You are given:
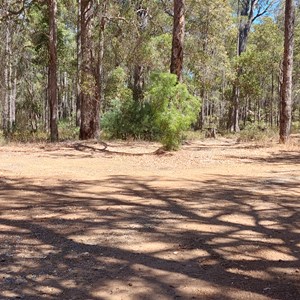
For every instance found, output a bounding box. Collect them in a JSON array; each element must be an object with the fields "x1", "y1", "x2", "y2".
[
  {"x1": 96, "y1": 0, "x2": 107, "y2": 116},
  {"x1": 79, "y1": 0, "x2": 99, "y2": 140},
  {"x1": 170, "y1": 0, "x2": 185, "y2": 82},
  {"x1": 76, "y1": 0, "x2": 82, "y2": 127},
  {"x1": 48, "y1": 0, "x2": 59, "y2": 142},
  {"x1": 280, "y1": 0, "x2": 295, "y2": 144}
]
